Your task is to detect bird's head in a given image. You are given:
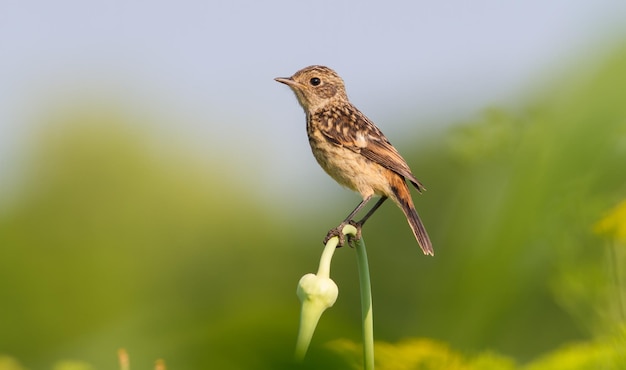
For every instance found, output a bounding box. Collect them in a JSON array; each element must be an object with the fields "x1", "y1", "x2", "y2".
[{"x1": 275, "y1": 65, "x2": 348, "y2": 112}]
